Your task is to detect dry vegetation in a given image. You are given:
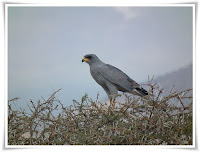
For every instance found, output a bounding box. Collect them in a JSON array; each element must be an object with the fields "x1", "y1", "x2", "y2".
[{"x1": 8, "y1": 80, "x2": 193, "y2": 145}]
